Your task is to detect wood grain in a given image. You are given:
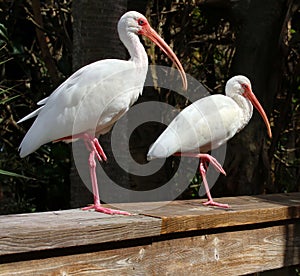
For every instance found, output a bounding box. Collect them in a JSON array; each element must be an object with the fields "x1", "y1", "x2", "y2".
[
  {"x1": 114, "y1": 192, "x2": 300, "y2": 234},
  {"x1": 0, "y1": 209, "x2": 161, "y2": 256},
  {"x1": 0, "y1": 193, "x2": 299, "y2": 275},
  {"x1": 150, "y1": 223, "x2": 300, "y2": 276},
  {"x1": 0, "y1": 223, "x2": 299, "y2": 275}
]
